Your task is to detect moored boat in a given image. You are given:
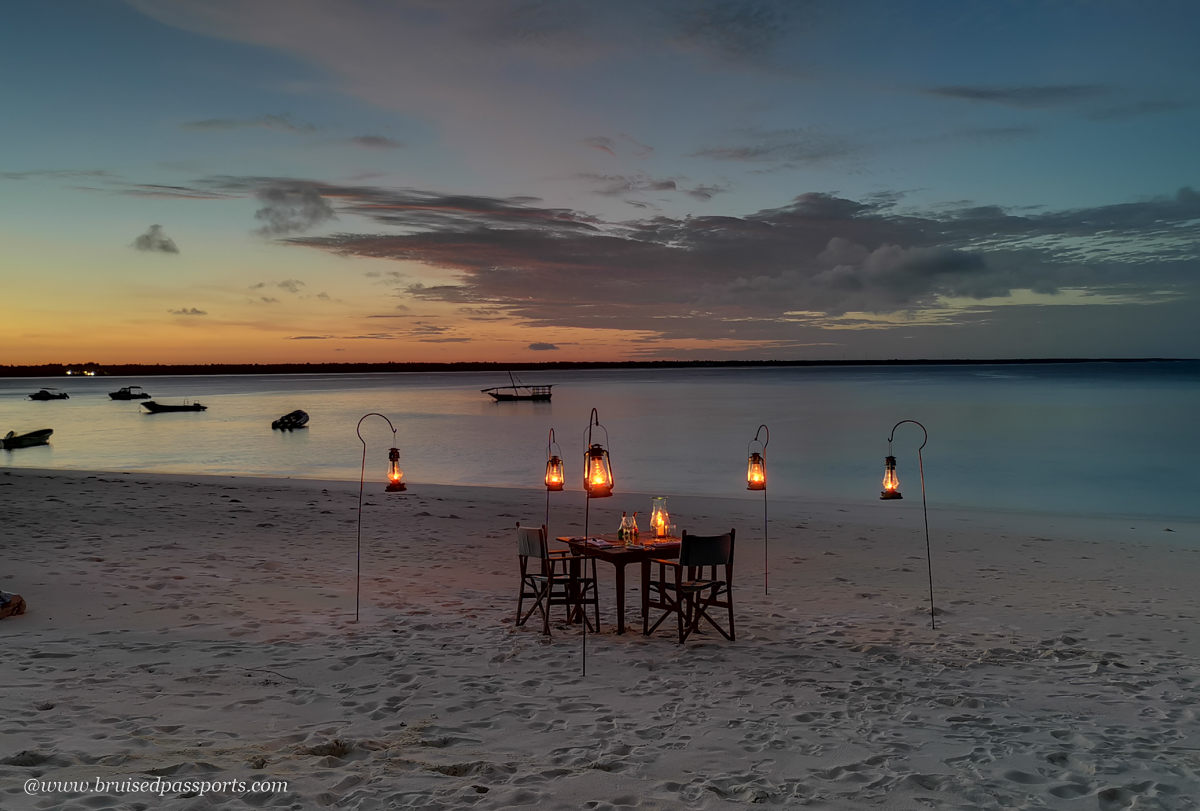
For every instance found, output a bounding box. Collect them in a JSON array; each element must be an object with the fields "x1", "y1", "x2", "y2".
[
  {"x1": 110, "y1": 386, "x2": 151, "y2": 400},
  {"x1": 2, "y1": 429, "x2": 53, "y2": 449},
  {"x1": 272, "y1": 409, "x2": 310, "y2": 430},
  {"x1": 28, "y1": 389, "x2": 69, "y2": 400},
  {"x1": 142, "y1": 400, "x2": 206, "y2": 413},
  {"x1": 481, "y1": 372, "x2": 553, "y2": 401}
]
